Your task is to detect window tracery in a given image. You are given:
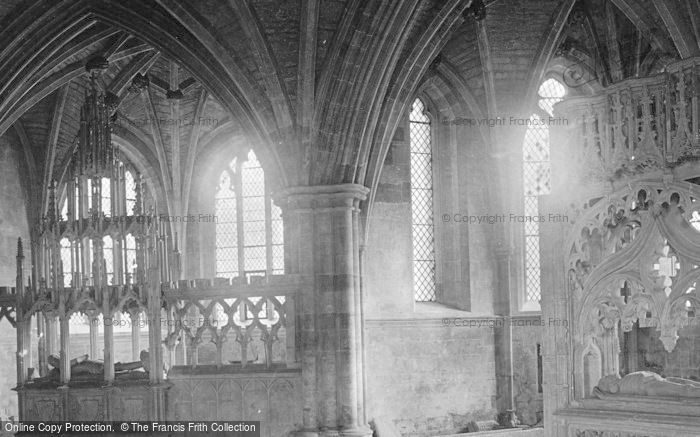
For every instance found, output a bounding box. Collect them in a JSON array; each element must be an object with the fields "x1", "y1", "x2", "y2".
[
  {"x1": 523, "y1": 78, "x2": 566, "y2": 307},
  {"x1": 215, "y1": 149, "x2": 283, "y2": 281}
]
